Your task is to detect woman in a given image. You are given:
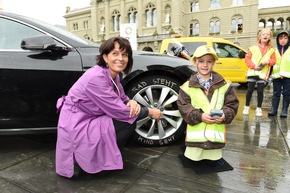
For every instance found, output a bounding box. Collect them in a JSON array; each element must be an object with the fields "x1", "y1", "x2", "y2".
[{"x1": 55, "y1": 37, "x2": 162, "y2": 178}]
